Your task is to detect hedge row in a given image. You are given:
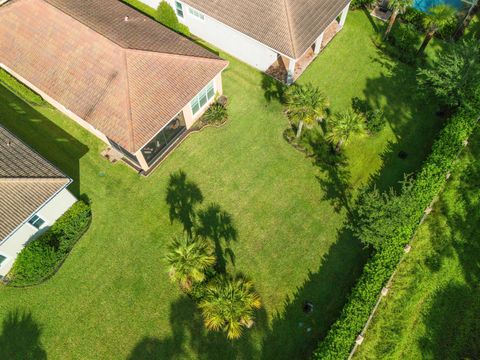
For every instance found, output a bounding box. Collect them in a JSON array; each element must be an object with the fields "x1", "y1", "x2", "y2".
[
  {"x1": 0, "y1": 67, "x2": 45, "y2": 106},
  {"x1": 313, "y1": 102, "x2": 479, "y2": 359},
  {"x1": 8, "y1": 200, "x2": 92, "y2": 286}
]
